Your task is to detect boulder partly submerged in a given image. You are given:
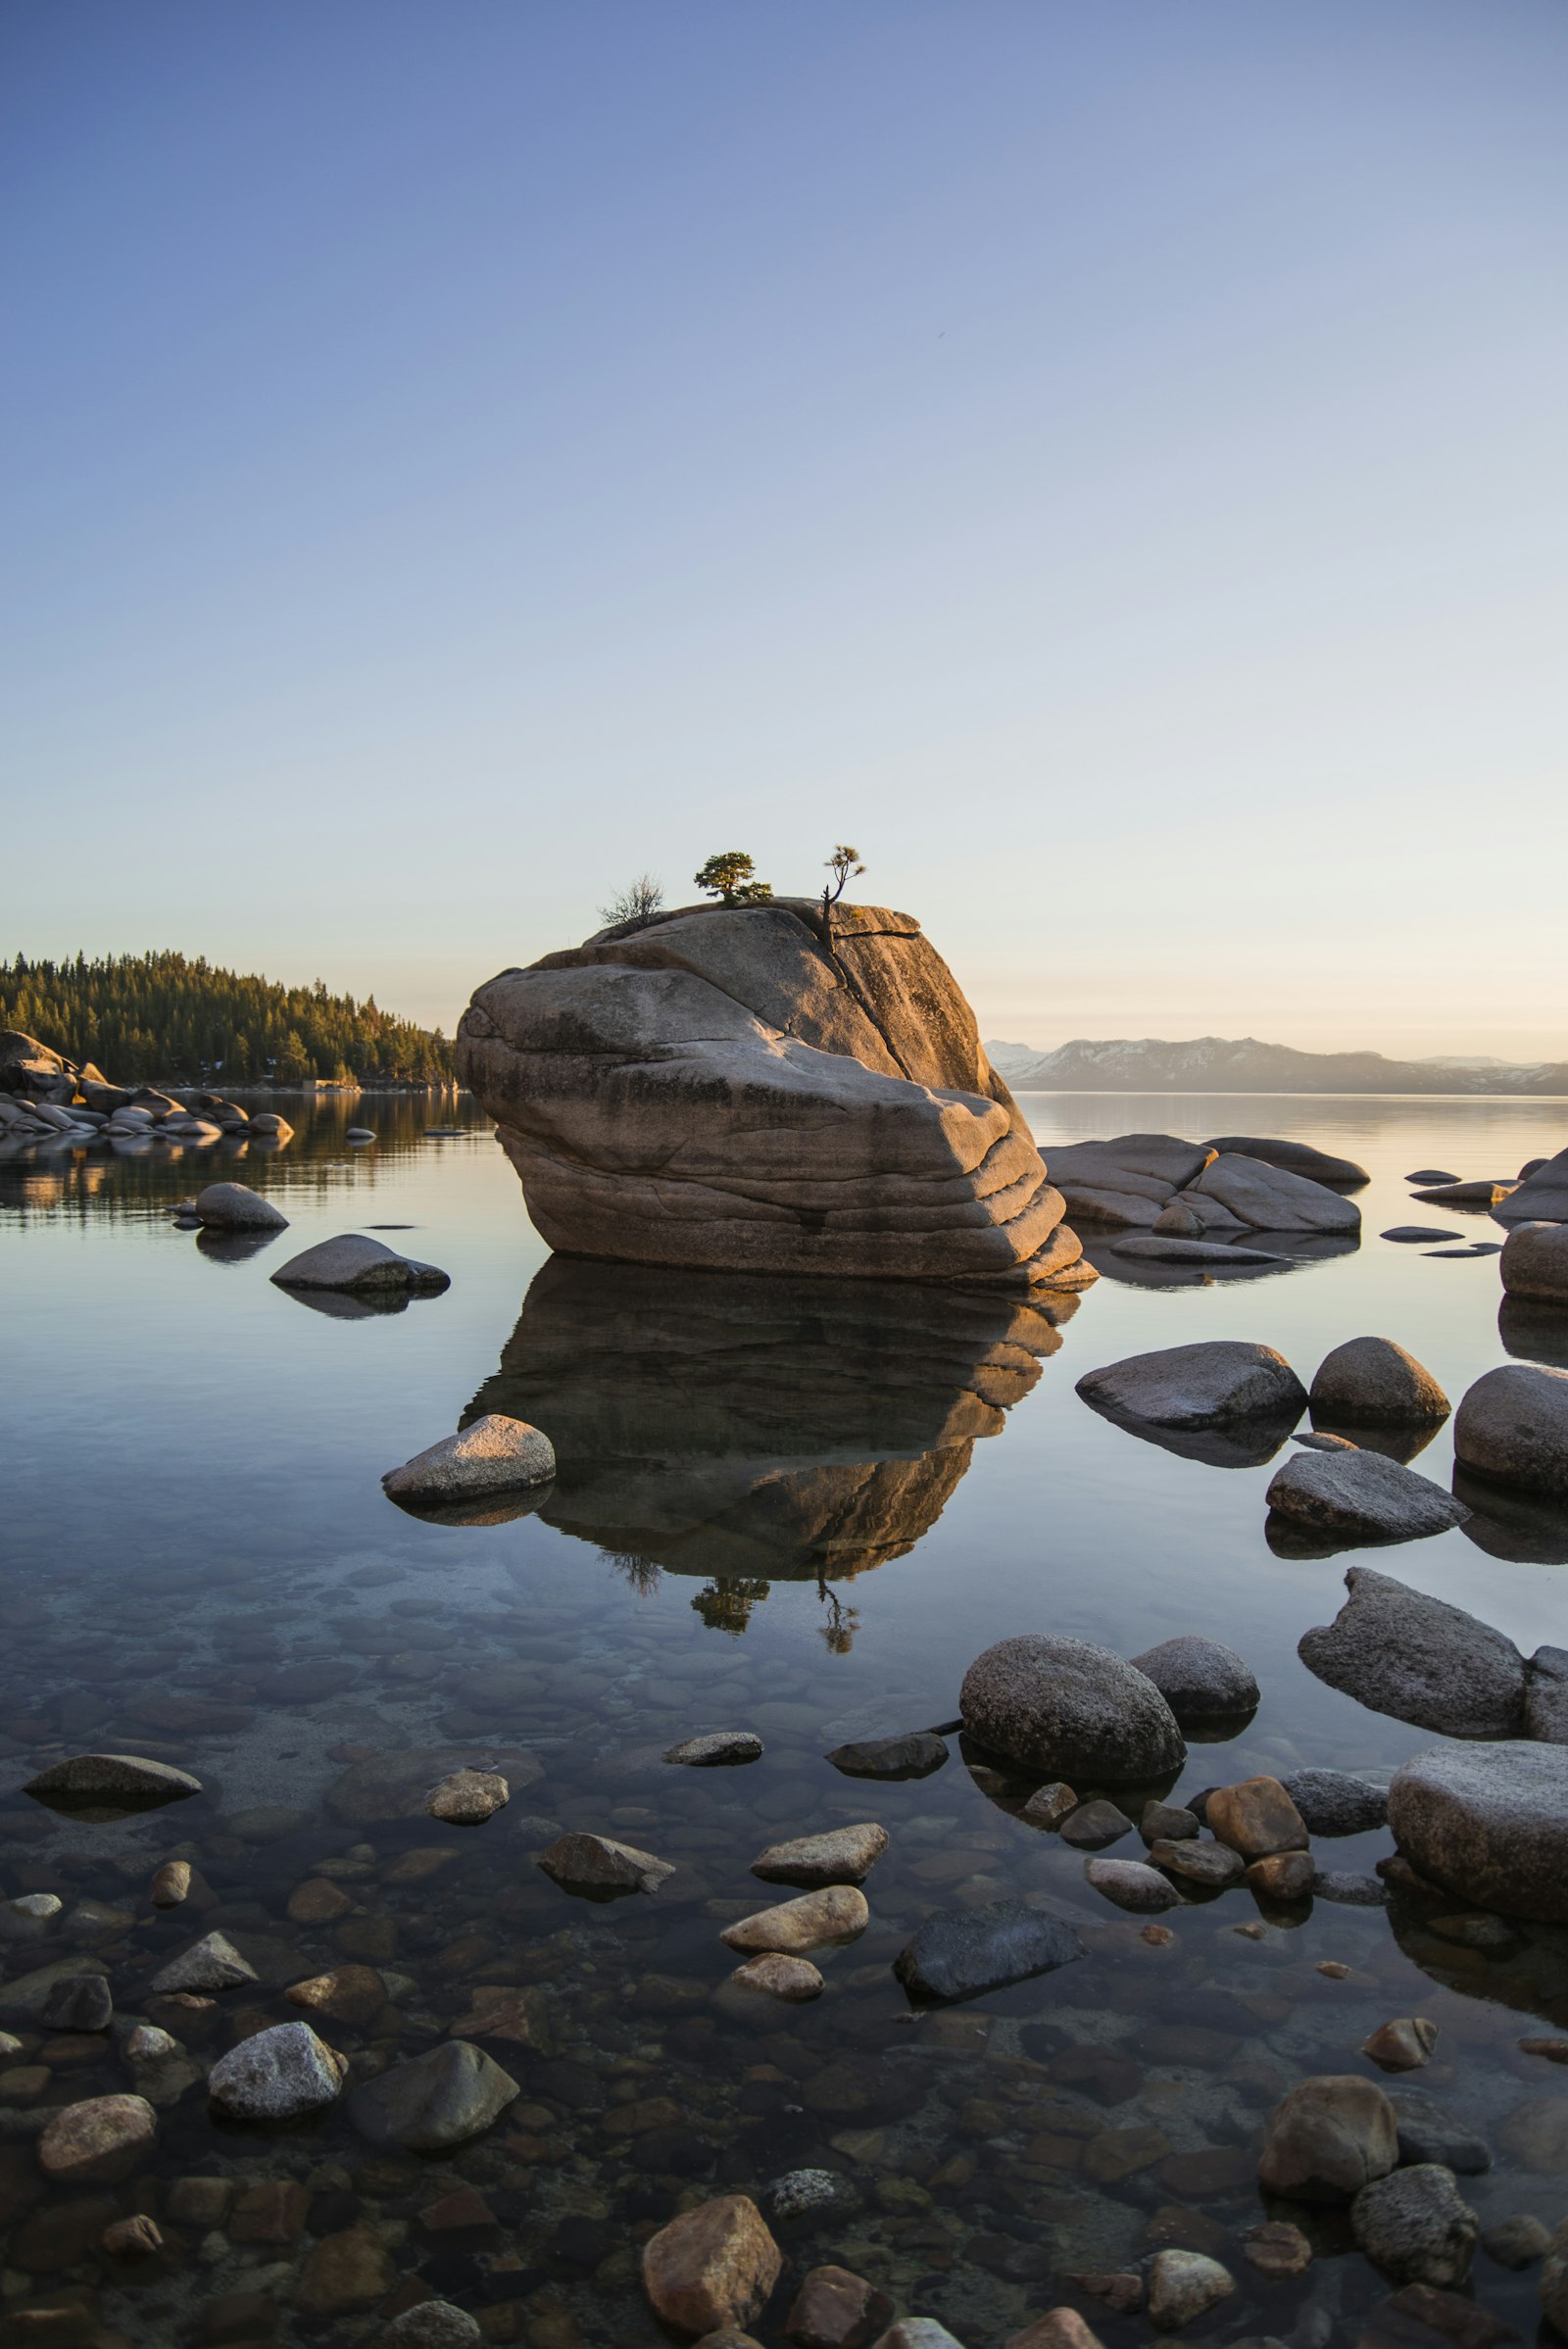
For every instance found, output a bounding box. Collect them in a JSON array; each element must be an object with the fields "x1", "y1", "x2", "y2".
[
  {"x1": 1076, "y1": 1339, "x2": 1306, "y2": 1431},
  {"x1": 1265, "y1": 1450, "x2": 1470, "y2": 1545},
  {"x1": 271, "y1": 1234, "x2": 450, "y2": 1294},
  {"x1": 1501, "y1": 1222, "x2": 1568, "y2": 1304},
  {"x1": 382, "y1": 1416, "x2": 556, "y2": 1507},
  {"x1": 1494, "y1": 1147, "x2": 1568, "y2": 1227},
  {"x1": 1203, "y1": 1136, "x2": 1368, "y2": 1188},
  {"x1": 1388, "y1": 1743, "x2": 1568, "y2": 1925},
  {"x1": 1454, "y1": 1364, "x2": 1568, "y2": 1496},
  {"x1": 24, "y1": 1753, "x2": 201, "y2": 1806},
  {"x1": 959, "y1": 1634, "x2": 1186, "y2": 1783},
  {"x1": 1297, "y1": 1567, "x2": 1526, "y2": 1737},
  {"x1": 456, "y1": 901, "x2": 1092, "y2": 1291}
]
